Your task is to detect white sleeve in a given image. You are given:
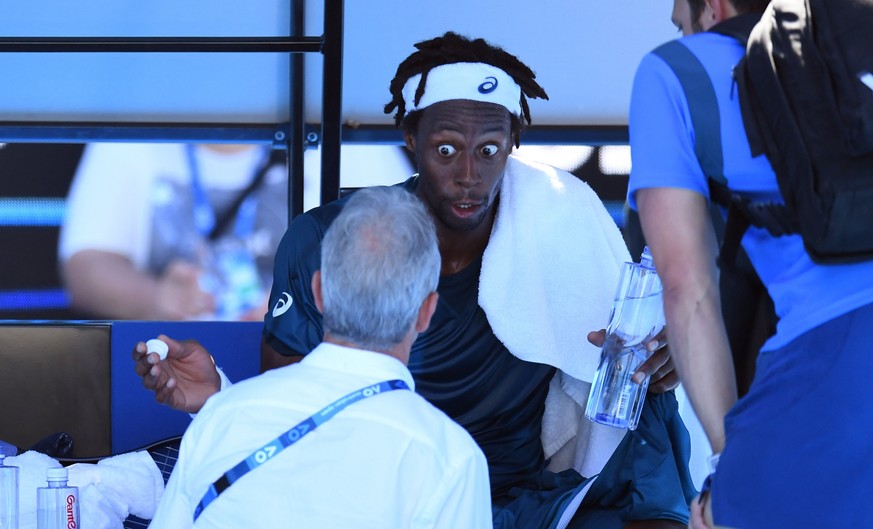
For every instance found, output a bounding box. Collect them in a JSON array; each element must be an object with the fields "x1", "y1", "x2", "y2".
[
  {"x1": 187, "y1": 367, "x2": 233, "y2": 420},
  {"x1": 217, "y1": 366, "x2": 234, "y2": 391},
  {"x1": 58, "y1": 143, "x2": 155, "y2": 268}
]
